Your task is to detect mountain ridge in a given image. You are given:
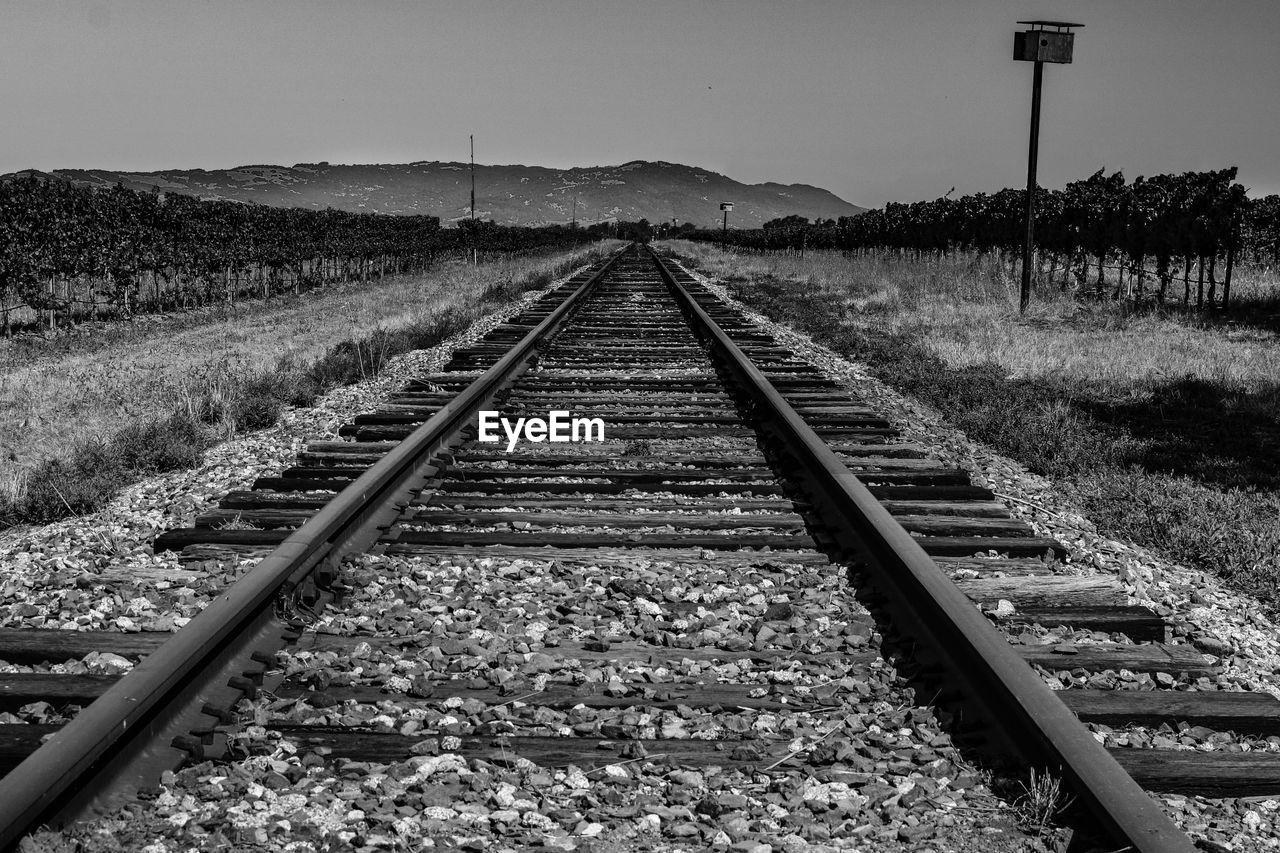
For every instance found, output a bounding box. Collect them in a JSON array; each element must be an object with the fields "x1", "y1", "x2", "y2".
[{"x1": 7, "y1": 159, "x2": 865, "y2": 228}]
